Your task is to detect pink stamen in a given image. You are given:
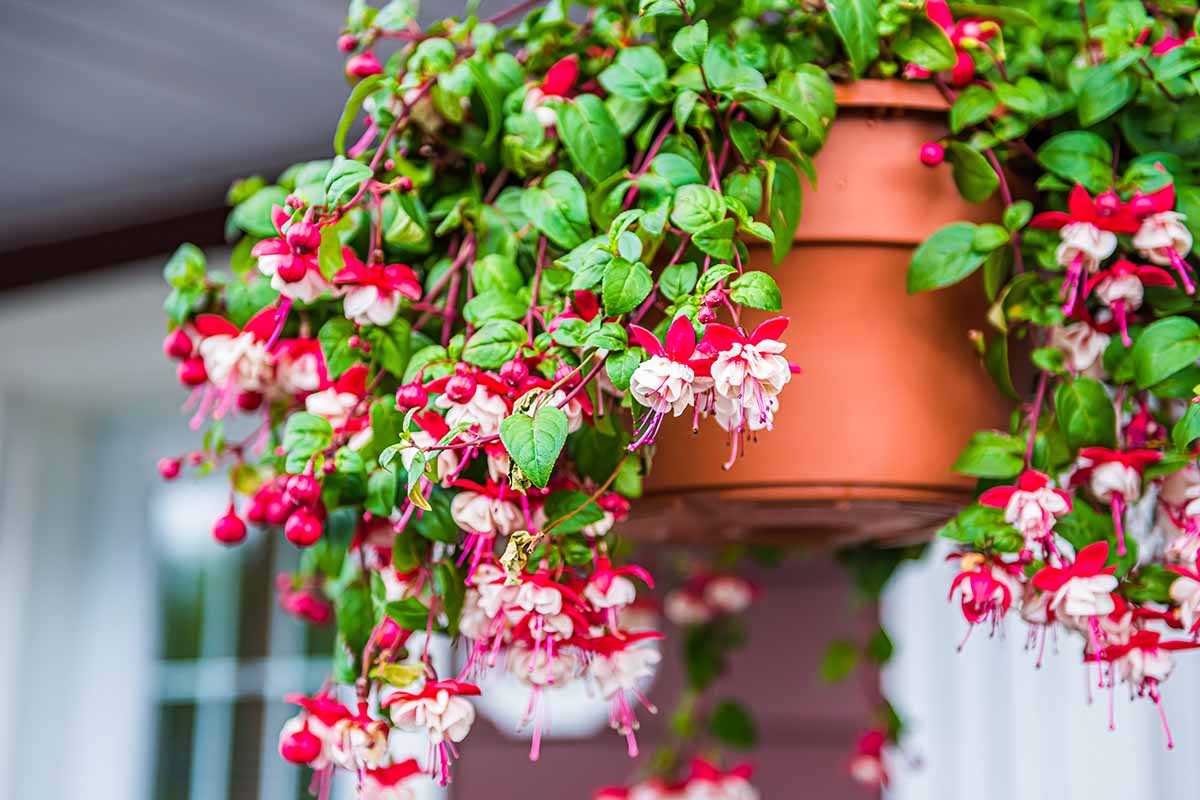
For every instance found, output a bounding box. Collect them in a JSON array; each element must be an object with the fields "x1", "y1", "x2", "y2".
[
  {"x1": 266, "y1": 297, "x2": 294, "y2": 351},
  {"x1": 1112, "y1": 299, "x2": 1132, "y2": 347},
  {"x1": 1061, "y1": 253, "x2": 1085, "y2": 315},
  {"x1": 1112, "y1": 493, "x2": 1127, "y2": 557},
  {"x1": 1166, "y1": 249, "x2": 1197, "y2": 295}
]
